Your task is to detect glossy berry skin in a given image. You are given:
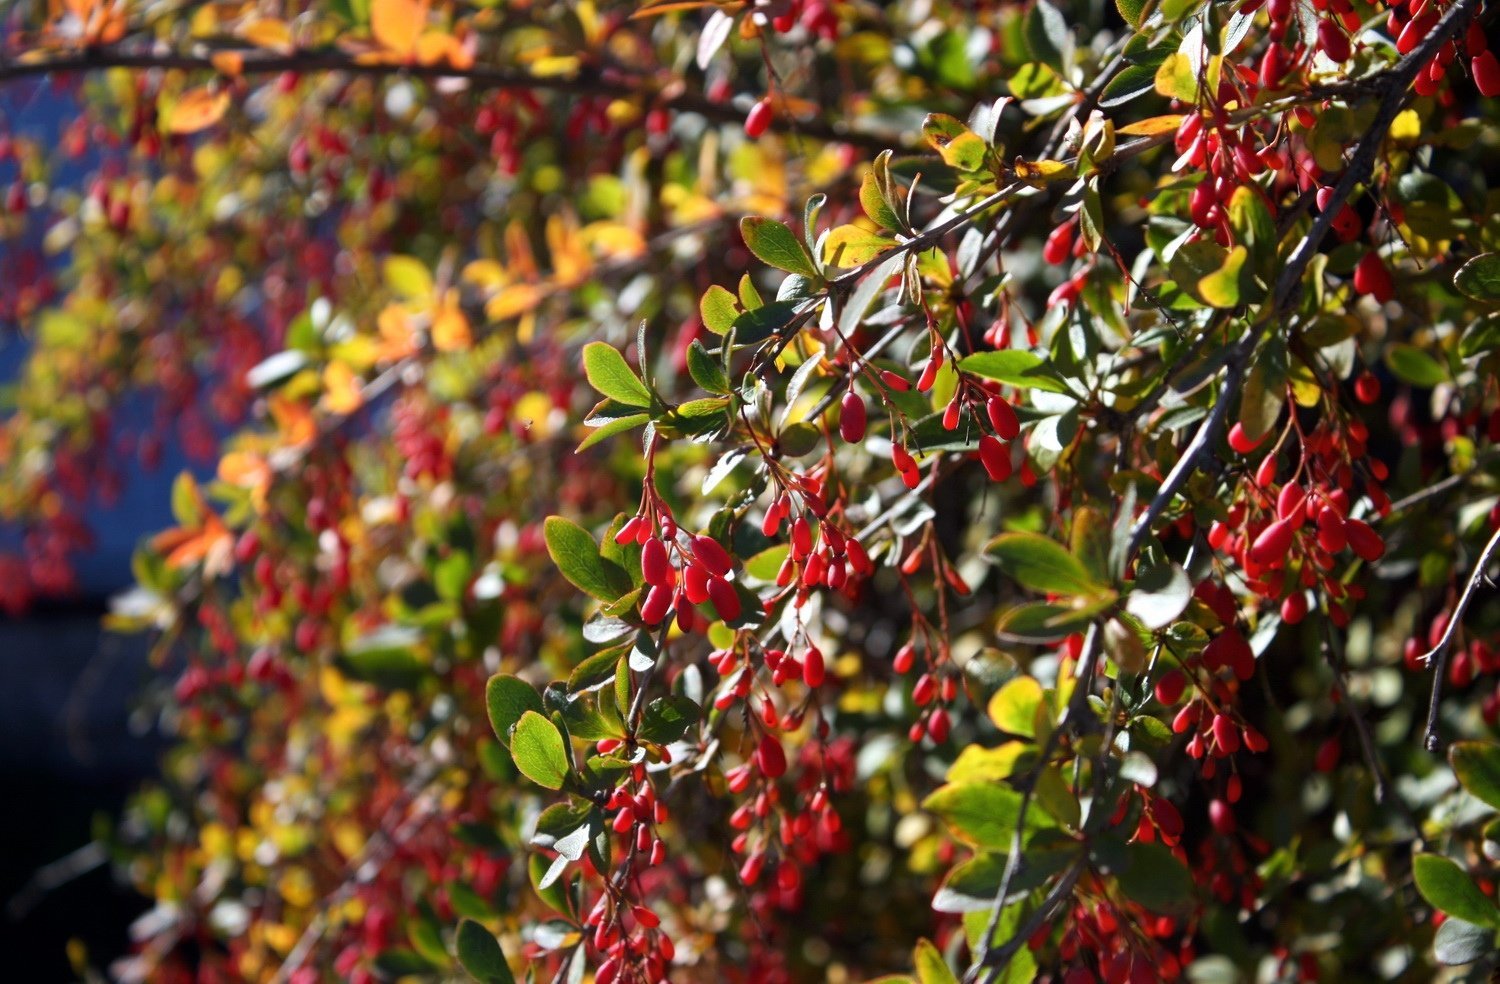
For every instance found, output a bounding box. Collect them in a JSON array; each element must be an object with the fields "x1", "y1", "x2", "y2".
[{"x1": 743, "y1": 98, "x2": 774, "y2": 138}]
